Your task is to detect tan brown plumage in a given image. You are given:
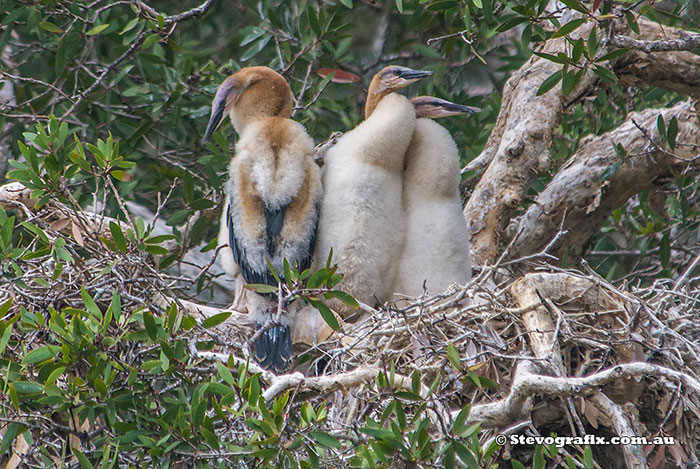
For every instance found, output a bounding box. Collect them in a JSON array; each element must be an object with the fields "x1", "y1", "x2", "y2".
[{"x1": 204, "y1": 66, "x2": 322, "y2": 372}]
